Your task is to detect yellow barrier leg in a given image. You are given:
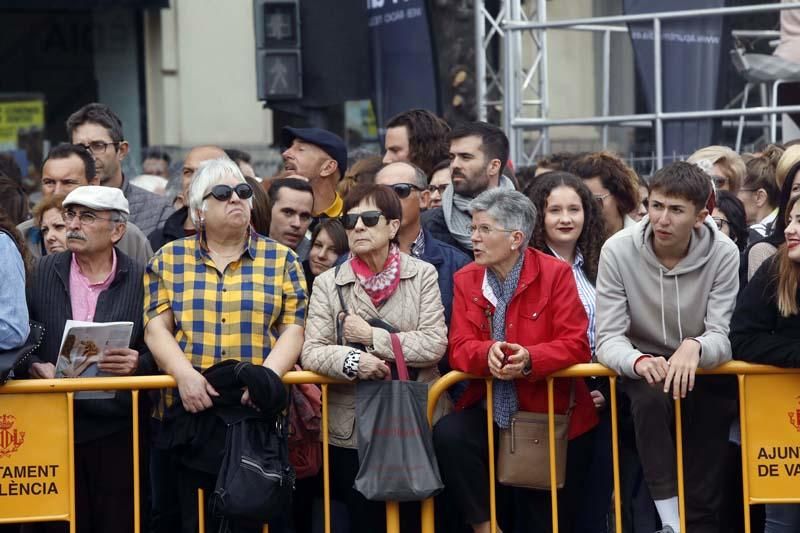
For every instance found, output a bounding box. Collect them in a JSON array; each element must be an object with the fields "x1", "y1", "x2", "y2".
[
  {"x1": 738, "y1": 375, "x2": 751, "y2": 533},
  {"x1": 674, "y1": 399, "x2": 686, "y2": 533},
  {"x1": 386, "y1": 501, "x2": 401, "y2": 533},
  {"x1": 609, "y1": 378, "x2": 622, "y2": 533},
  {"x1": 486, "y1": 380, "x2": 498, "y2": 533},
  {"x1": 132, "y1": 390, "x2": 140, "y2": 533},
  {"x1": 322, "y1": 384, "x2": 331, "y2": 533},
  {"x1": 68, "y1": 392, "x2": 76, "y2": 533},
  {"x1": 198, "y1": 488, "x2": 205, "y2": 533},
  {"x1": 547, "y1": 379, "x2": 559, "y2": 532}
]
